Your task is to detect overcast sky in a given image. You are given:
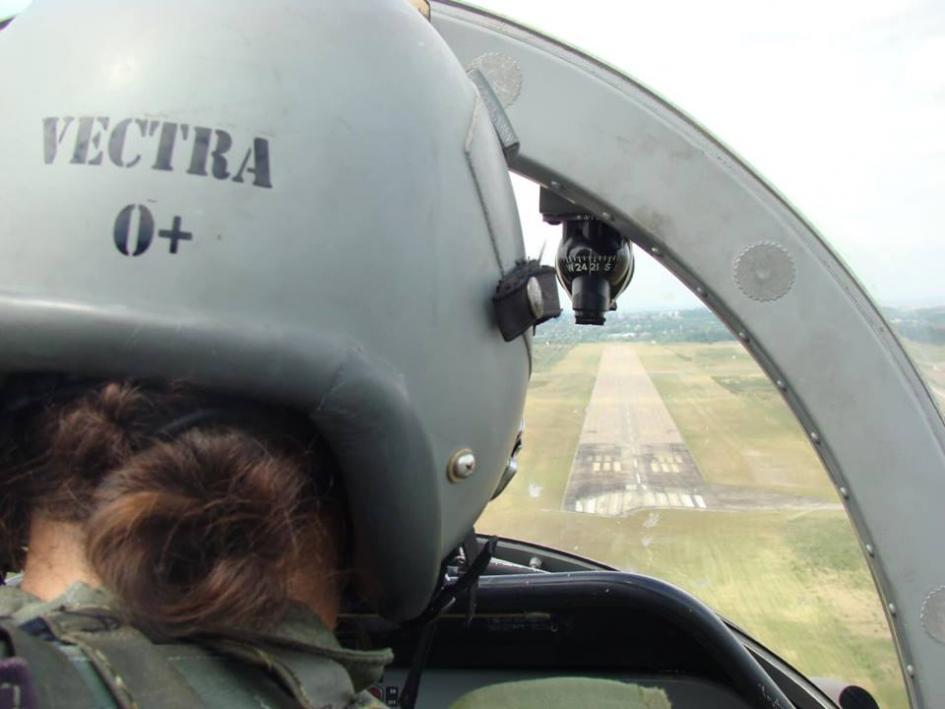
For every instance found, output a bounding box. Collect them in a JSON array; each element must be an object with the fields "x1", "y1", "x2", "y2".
[
  {"x1": 0, "y1": 0, "x2": 28, "y2": 18},
  {"x1": 470, "y1": 0, "x2": 945, "y2": 311},
  {"x1": 3, "y1": 0, "x2": 943, "y2": 310}
]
